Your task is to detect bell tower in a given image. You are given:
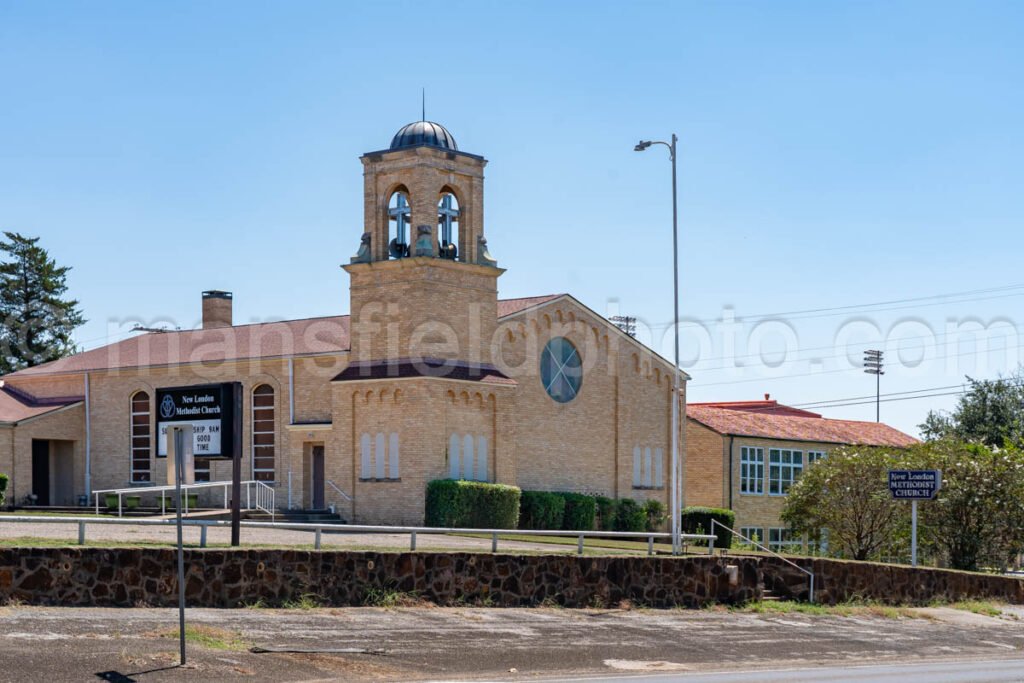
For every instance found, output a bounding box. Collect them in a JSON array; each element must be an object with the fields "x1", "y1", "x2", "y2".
[{"x1": 343, "y1": 121, "x2": 503, "y2": 366}]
